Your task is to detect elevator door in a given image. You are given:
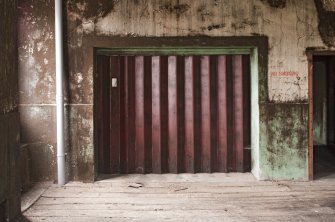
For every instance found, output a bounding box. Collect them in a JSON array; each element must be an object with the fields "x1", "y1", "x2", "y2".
[{"x1": 96, "y1": 54, "x2": 250, "y2": 174}]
